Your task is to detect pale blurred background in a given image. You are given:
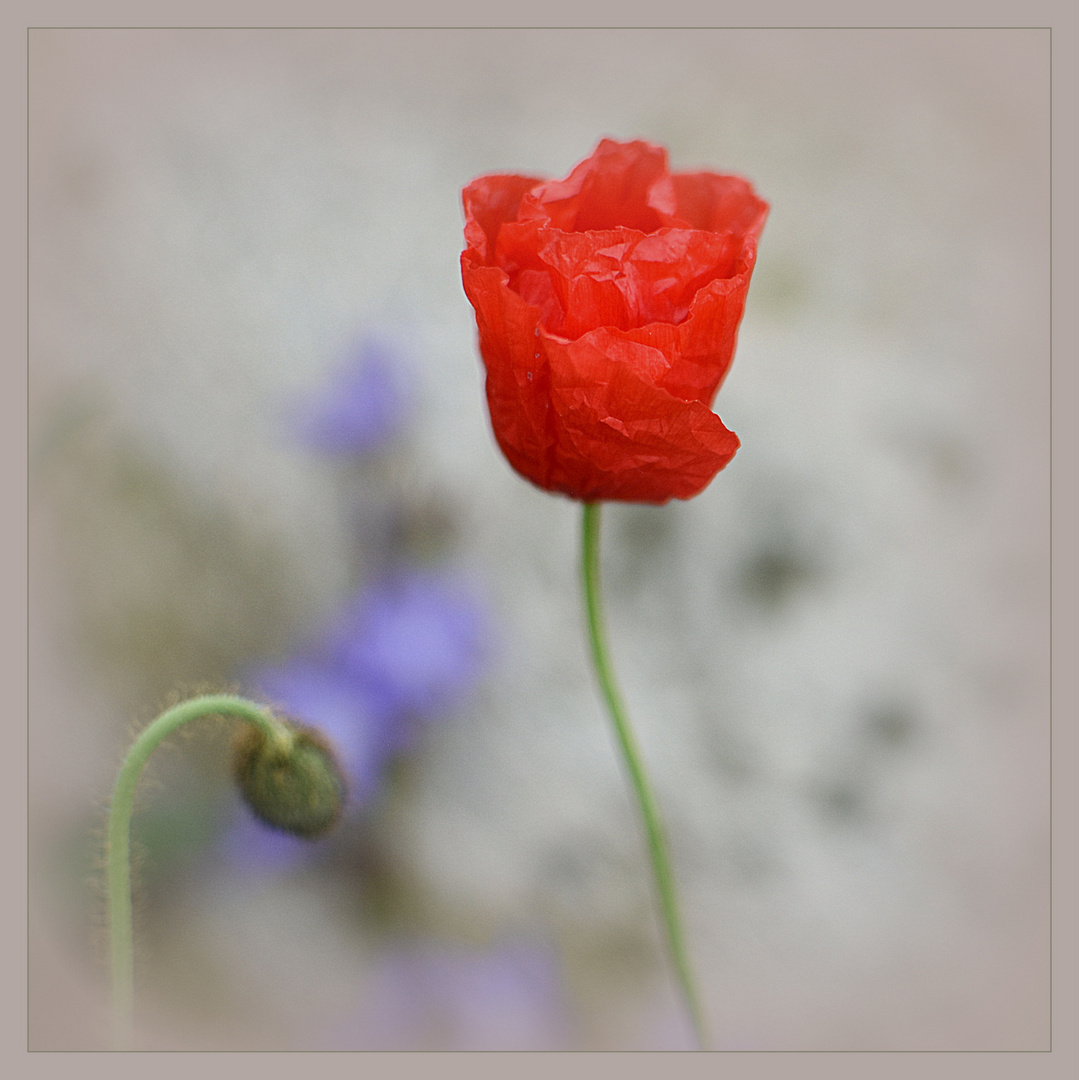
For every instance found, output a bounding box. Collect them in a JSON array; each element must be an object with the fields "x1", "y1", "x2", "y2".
[{"x1": 28, "y1": 28, "x2": 1050, "y2": 1050}]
